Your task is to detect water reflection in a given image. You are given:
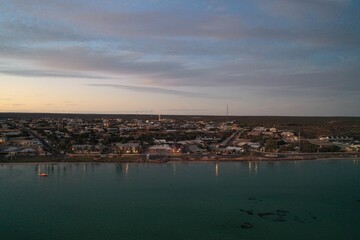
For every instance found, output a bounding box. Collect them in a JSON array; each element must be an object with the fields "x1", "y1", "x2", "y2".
[
  {"x1": 125, "y1": 163, "x2": 129, "y2": 177},
  {"x1": 215, "y1": 162, "x2": 219, "y2": 177},
  {"x1": 116, "y1": 163, "x2": 123, "y2": 176},
  {"x1": 248, "y1": 161, "x2": 259, "y2": 175},
  {"x1": 83, "y1": 163, "x2": 87, "y2": 176},
  {"x1": 31, "y1": 163, "x2": 146, "y2": 178}
]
